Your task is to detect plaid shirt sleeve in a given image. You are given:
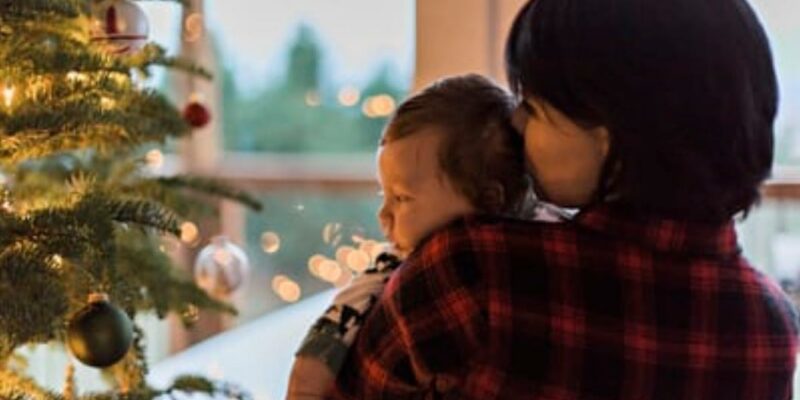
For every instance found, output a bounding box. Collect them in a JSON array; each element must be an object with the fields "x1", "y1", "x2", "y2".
[{"x1": 334, "y1": 218, "x2": 508, "y2": 399}]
